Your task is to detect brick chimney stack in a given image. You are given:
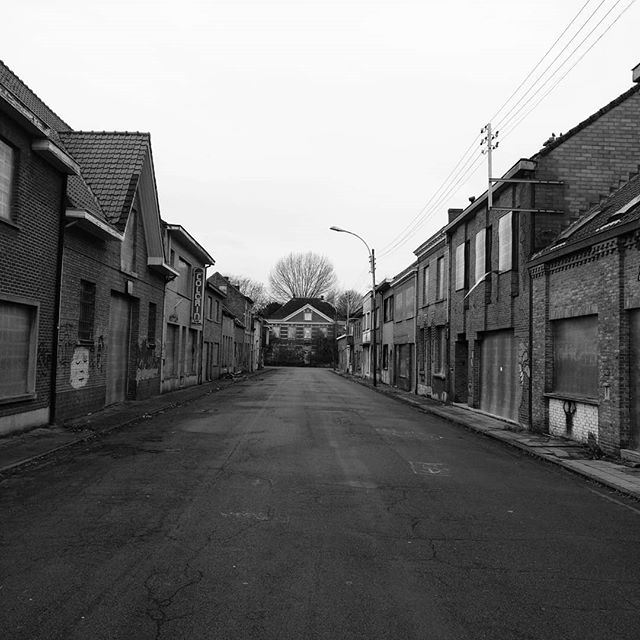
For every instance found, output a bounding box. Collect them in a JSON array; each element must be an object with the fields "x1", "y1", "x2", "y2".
[
  {"x1": 633, "y1": 62, "x2": 640, "y2": 83},
  {"x1": 448, "y1": 208, "x2": 463, "y2": 222}
]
